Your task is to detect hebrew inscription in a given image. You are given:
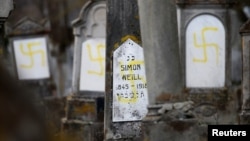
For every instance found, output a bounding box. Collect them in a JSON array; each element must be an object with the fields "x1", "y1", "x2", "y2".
[{"x1": 113, "y1": 39, "x2": 148, "y2": 122}]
